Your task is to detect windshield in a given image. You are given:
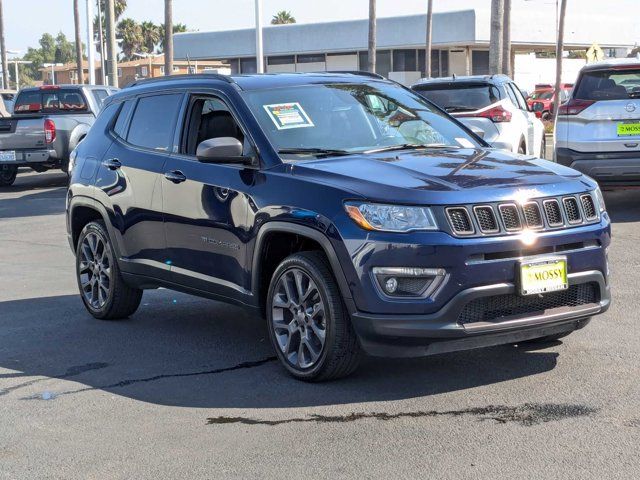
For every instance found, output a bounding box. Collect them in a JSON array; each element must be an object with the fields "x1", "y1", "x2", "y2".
[
  {"x1": 242, "y1": 82, "x2": 481, "y2": 159},
  {"x1": 575, "y1": 68, "x2": 640, "y2": 100},
  {"x1": 530, "y1": 90, "x2": 554, "y2": 100},
  {"x1": 413, "y1": 84, "x2": 499, "y2": 112}
]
